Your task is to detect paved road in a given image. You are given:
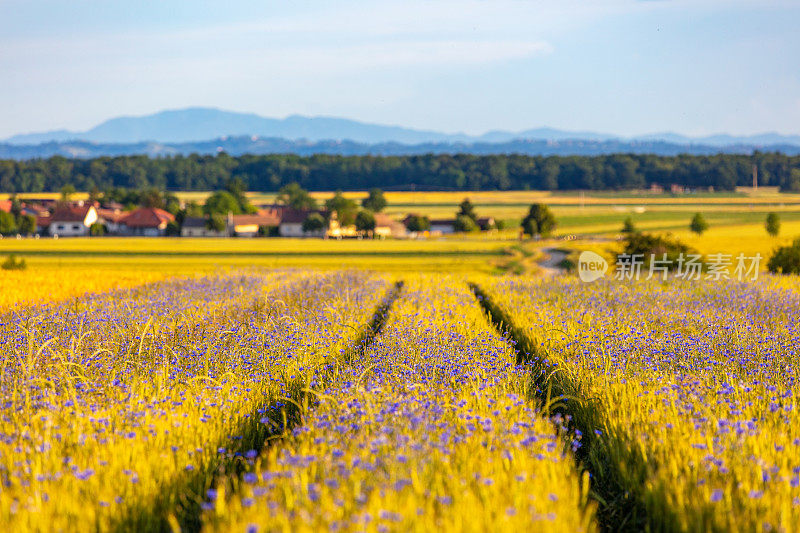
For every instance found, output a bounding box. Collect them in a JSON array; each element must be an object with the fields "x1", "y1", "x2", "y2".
[{"x1": 538, "y1": 247, "x2": 569, "y2": 275}]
